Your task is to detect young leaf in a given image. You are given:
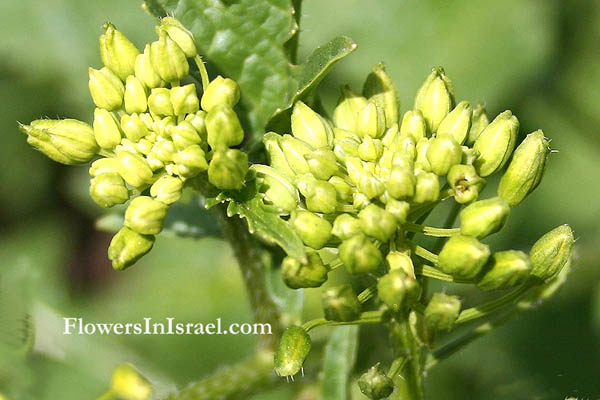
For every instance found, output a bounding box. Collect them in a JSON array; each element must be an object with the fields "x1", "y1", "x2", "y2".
[{"x1": 321, "y1": 325, "x2": 359, "y2": 400}]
